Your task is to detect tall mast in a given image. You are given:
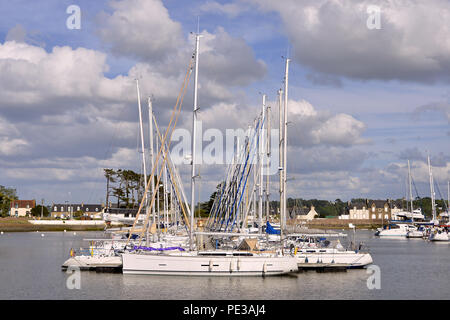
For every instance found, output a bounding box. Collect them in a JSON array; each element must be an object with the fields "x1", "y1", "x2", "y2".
[
  {"x1": 278, "y1": 88, "x2": 283, "y2": 232},
  {"x1": 265, "y1": 101, "x2": 271, "y2": 222},
  {"x1": 408, "y1": 160, "x2": 413, "y2": 217},
  {"x1": 258, "y1": 94, "x2": 266, "y2": 233},
  {"x1": 190, "y1": 34, "x2": 200, "y2": 250},
  {"x1": 135, "y1": 80, "x2": 148, "y2": 242},
  {"x1": 148, "y1": 97, "x2": 156, "y2": 225},
  {"x1": 428, "y1": 154, "x2": 437, "y2": 223},
  {"x1": 282, "y1": 58, "x2": 290, "y2": 231}
]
